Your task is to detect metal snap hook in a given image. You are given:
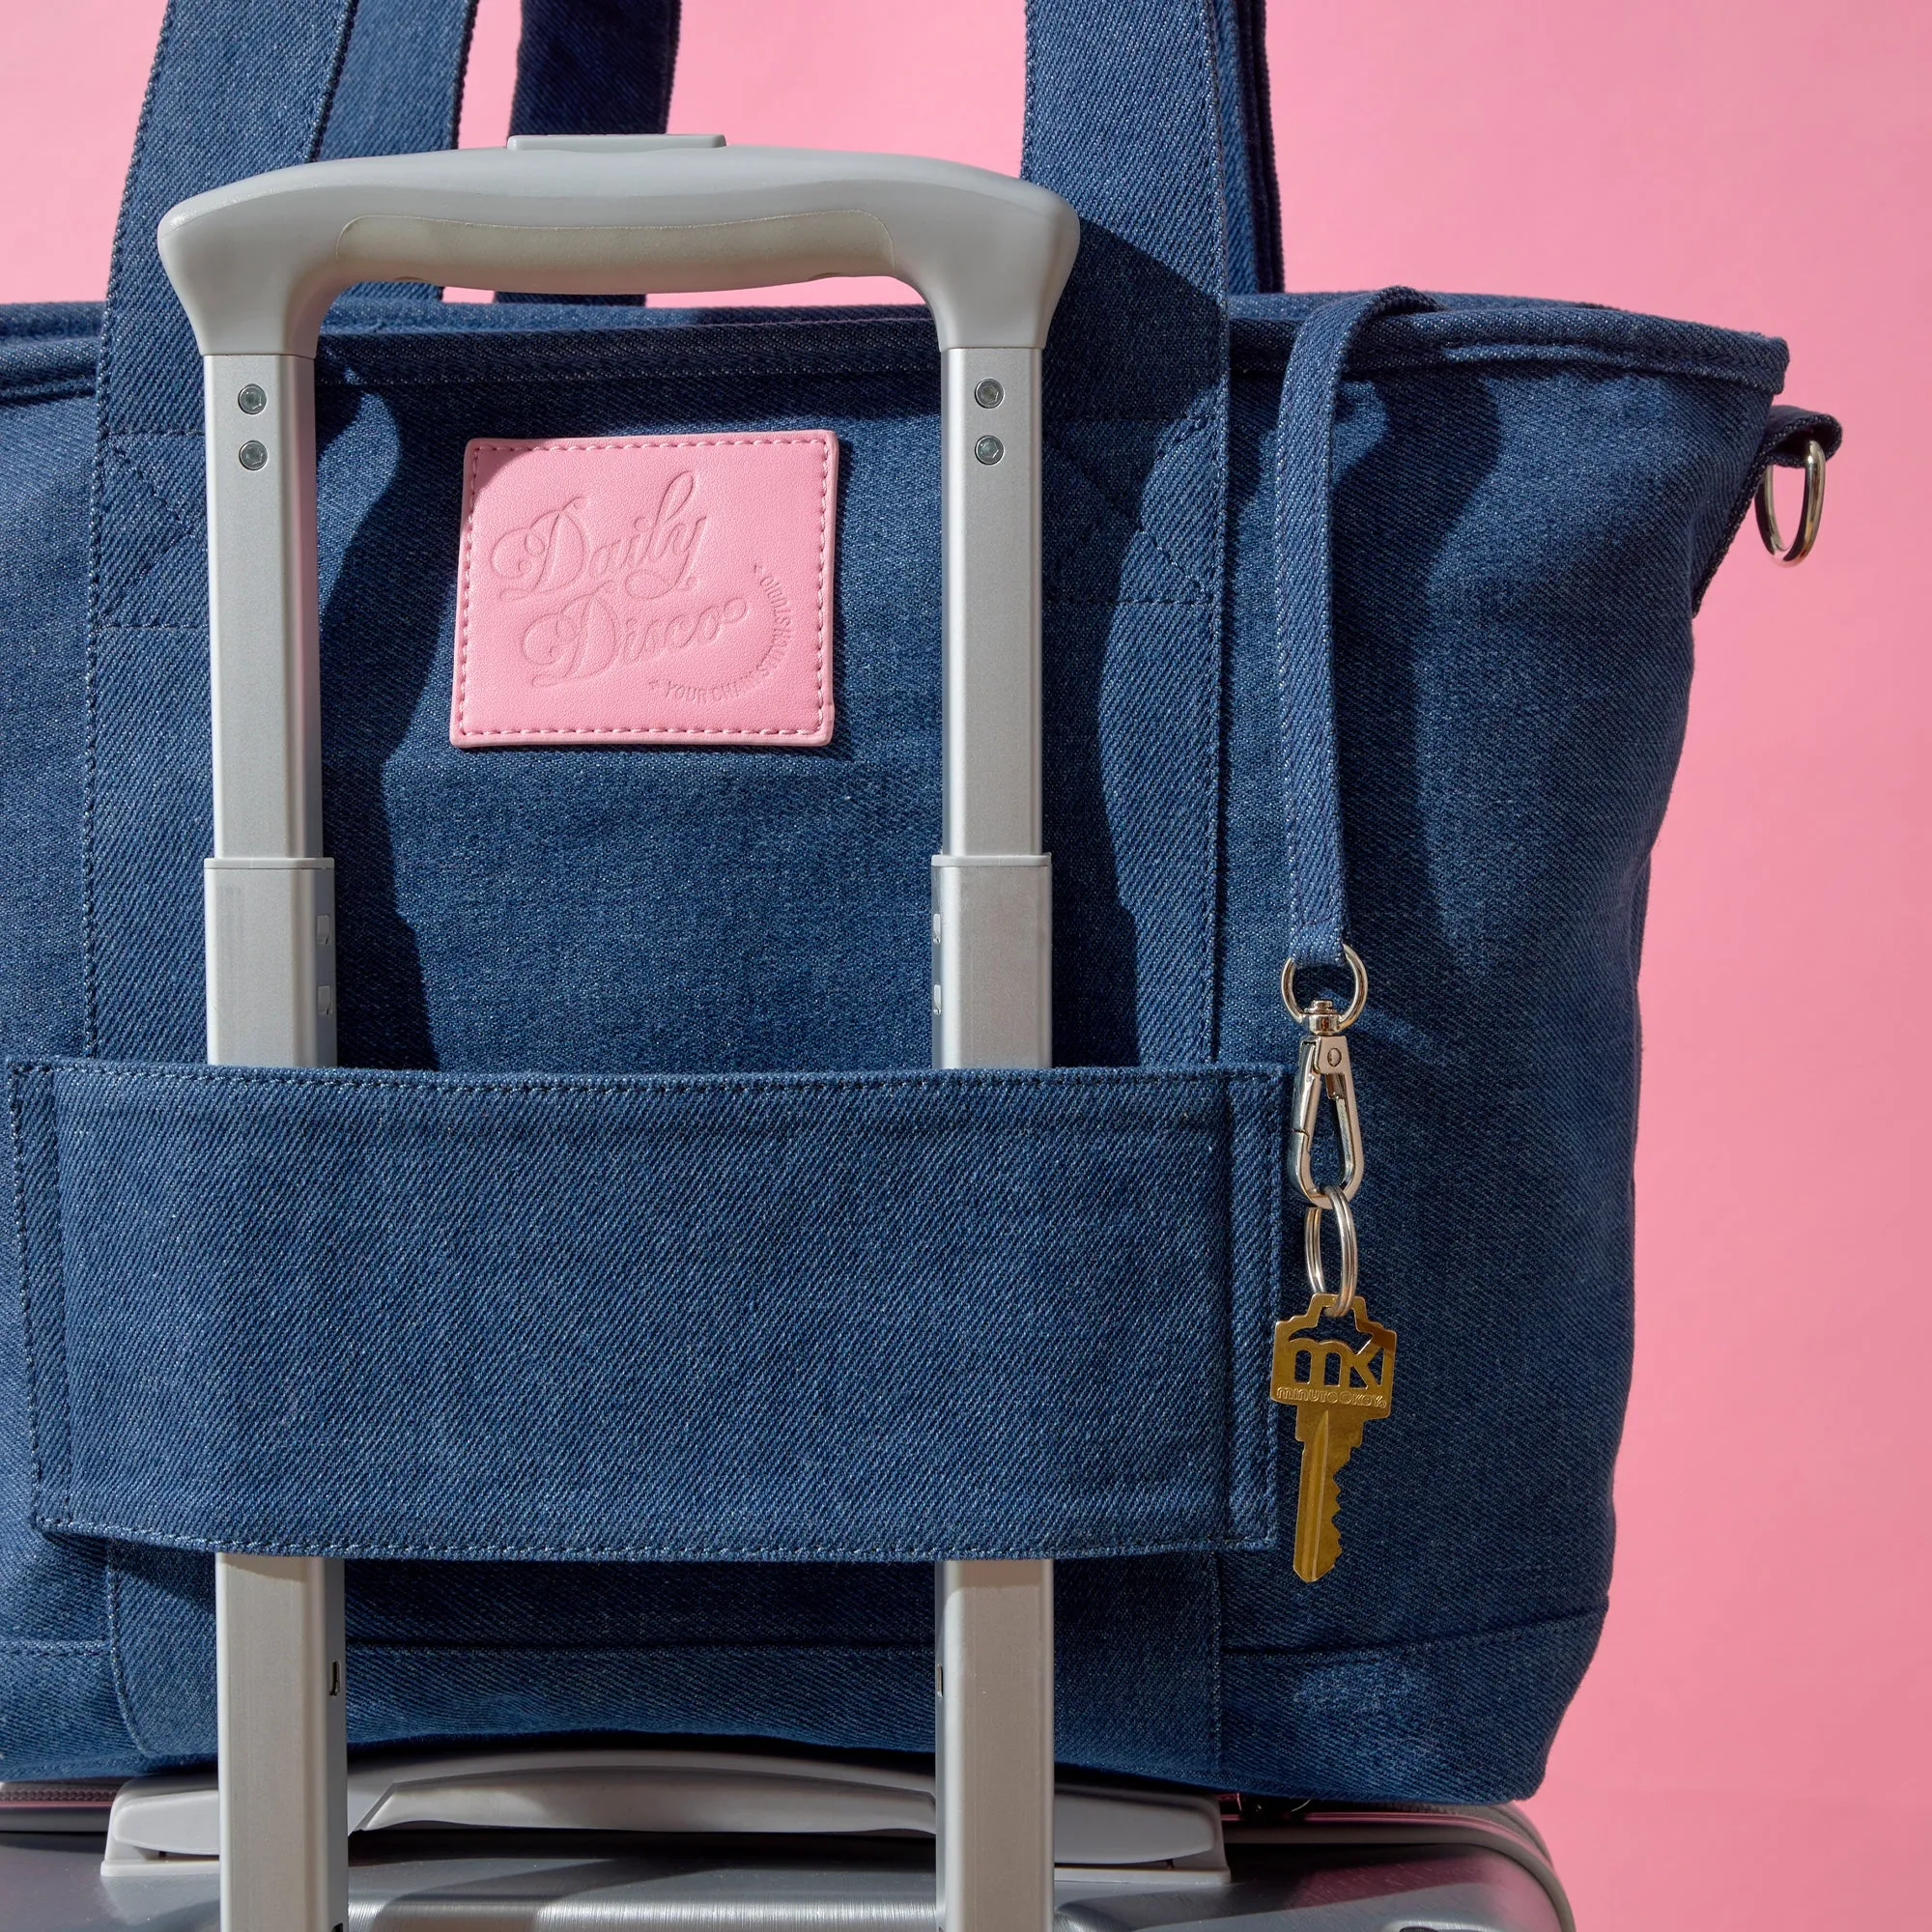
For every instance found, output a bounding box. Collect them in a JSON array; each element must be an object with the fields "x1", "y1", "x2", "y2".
[
  {"x1": 1756, "y1": 438, "x2": 1827, "y2": 565},
  {"x1": 1289, "y1": 1021, "x2": 1364, "y2": 1205},
  {"x1": 1284, "y1": 944, "x2": 1368, "y2": 1207}
]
